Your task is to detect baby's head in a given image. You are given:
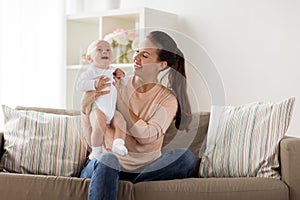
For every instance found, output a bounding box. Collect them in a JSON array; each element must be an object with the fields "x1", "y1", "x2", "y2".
[{"x1": 86, "y1": 39, "x2": 112, "y2": 69}]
